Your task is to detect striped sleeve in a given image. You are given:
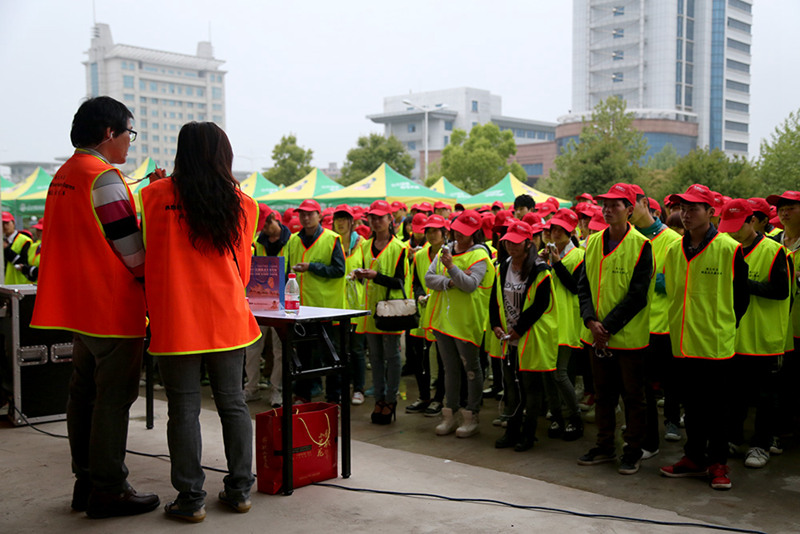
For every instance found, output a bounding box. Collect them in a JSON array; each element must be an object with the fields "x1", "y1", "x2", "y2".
[{"x1": 92, "y1": 170, "x2": 145, "y2": 279}]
